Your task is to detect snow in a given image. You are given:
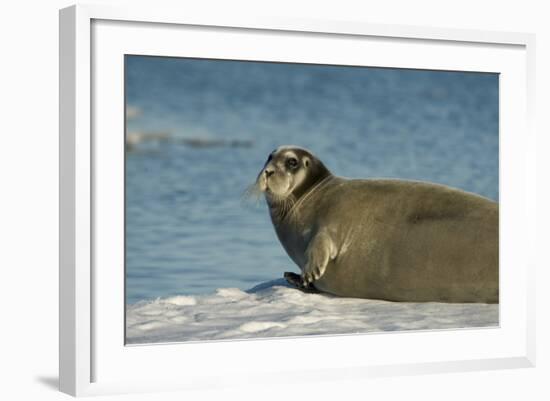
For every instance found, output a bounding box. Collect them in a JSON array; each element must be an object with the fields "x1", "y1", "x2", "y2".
[{"x1": 126, "y1": 278, "x2": 499, "y2": 344}]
